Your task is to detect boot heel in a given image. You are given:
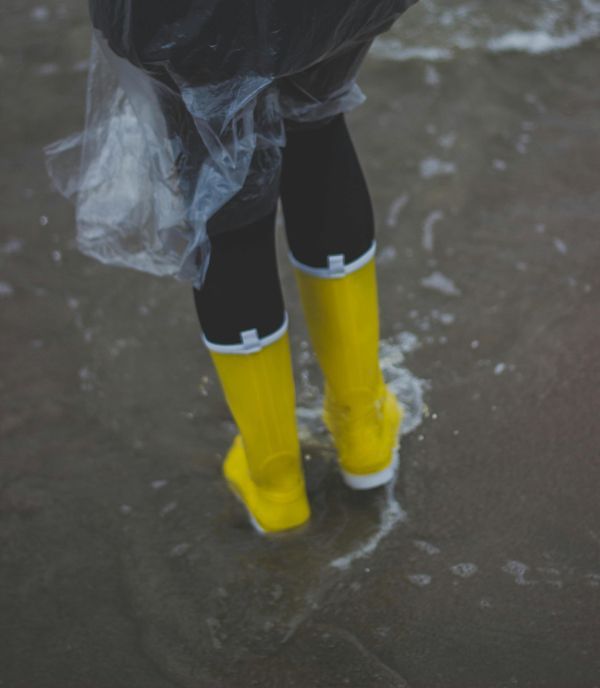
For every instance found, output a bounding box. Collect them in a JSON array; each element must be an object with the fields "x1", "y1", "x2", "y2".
[
  {"x1": 209, "y1": 328, "x2": 311, "y2": 534},
  {"x1": 340, "y1": 445, "x2": 399, "y2": 489}
]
